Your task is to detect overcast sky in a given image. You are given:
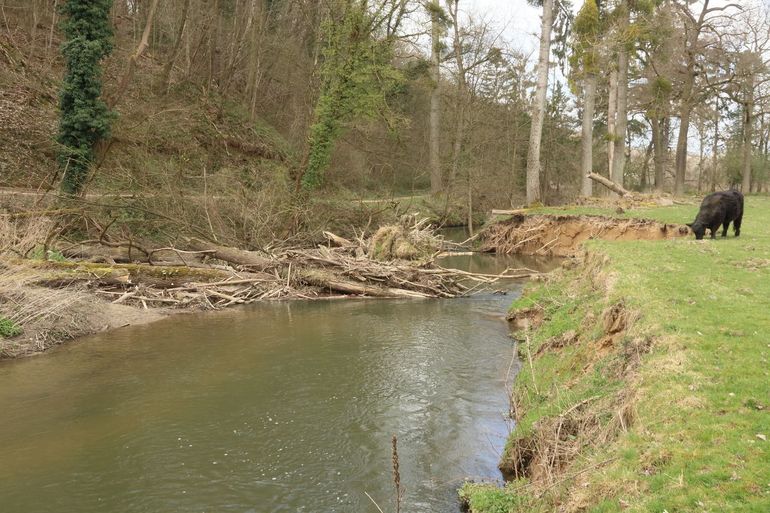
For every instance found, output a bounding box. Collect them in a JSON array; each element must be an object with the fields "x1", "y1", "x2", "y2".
[{"x1": 460, "y1": 0, "x2": 586, "y2": 55}]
